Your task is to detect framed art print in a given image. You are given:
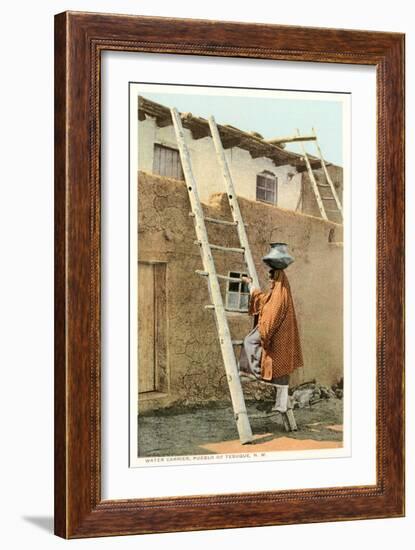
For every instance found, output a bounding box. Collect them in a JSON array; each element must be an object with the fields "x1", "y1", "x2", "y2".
[
  {"x1": 54, "y1": 11, "x2": 405, "y2": 538},
  {"x1": 127, "y1": 83, "x2": 350, "y2": 470}
]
